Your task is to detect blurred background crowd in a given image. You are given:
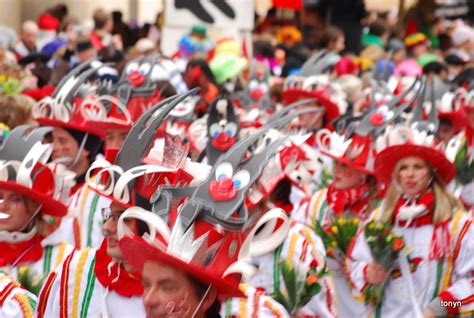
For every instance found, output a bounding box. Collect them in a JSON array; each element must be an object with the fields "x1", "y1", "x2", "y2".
[{"x1": 0, "y1": 0, "x2": 472, "y2": 133}]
